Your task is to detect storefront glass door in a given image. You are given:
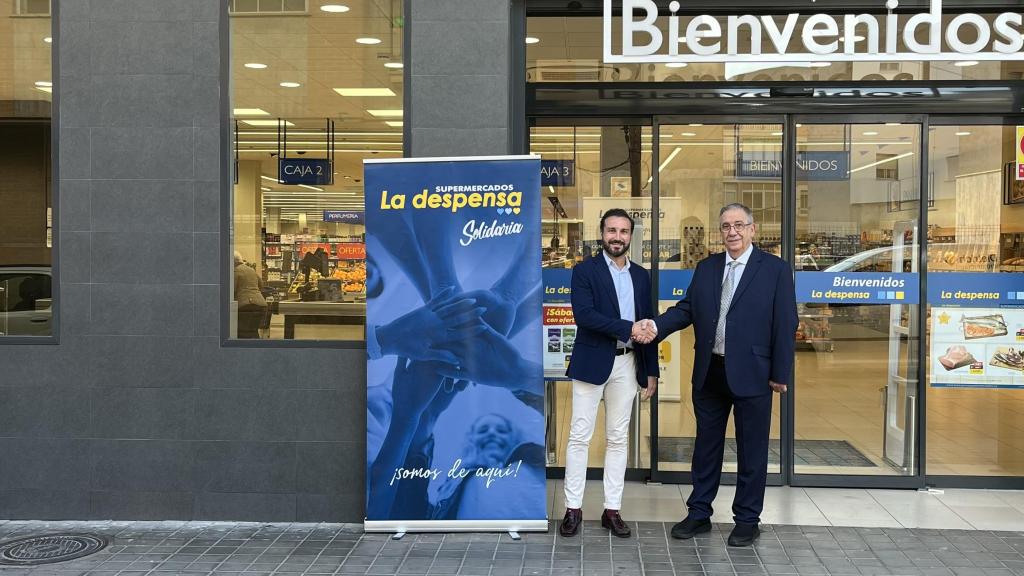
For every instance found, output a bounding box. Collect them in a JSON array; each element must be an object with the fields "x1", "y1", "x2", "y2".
[
  {"x1": 791, "y1": 119, "x2": 923, "y2": 480},
  {"x1": 652, "y1": 119, "x2": 785, "y2": 480}
]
